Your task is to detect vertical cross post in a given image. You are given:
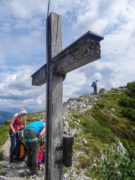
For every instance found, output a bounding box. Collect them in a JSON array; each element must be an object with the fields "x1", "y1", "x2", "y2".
[
  {"x1": 45, "y1": 13, "x2": 63, "y2": 180},
  {"x1": 32, "y1": 12, "x2": 104, "y2": 180}
]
